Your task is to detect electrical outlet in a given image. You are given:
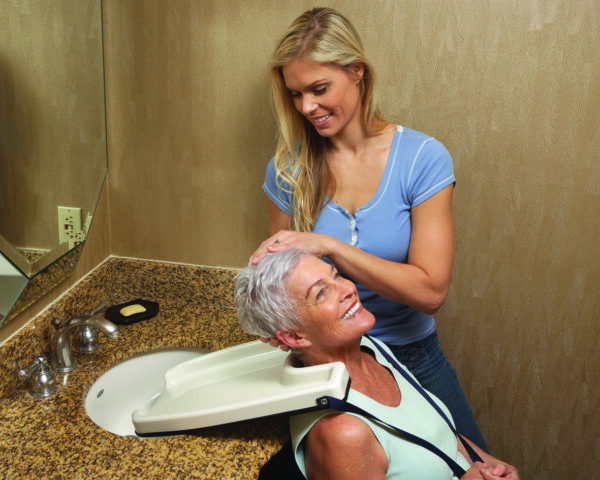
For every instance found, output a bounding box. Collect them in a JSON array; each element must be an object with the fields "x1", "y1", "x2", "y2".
[
  {"x1": 68, "y1": 231, "x2": 86, "y2": 249},
  {"x1": 57, "y1": 206, "x2": 82, "y2": 244}
]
